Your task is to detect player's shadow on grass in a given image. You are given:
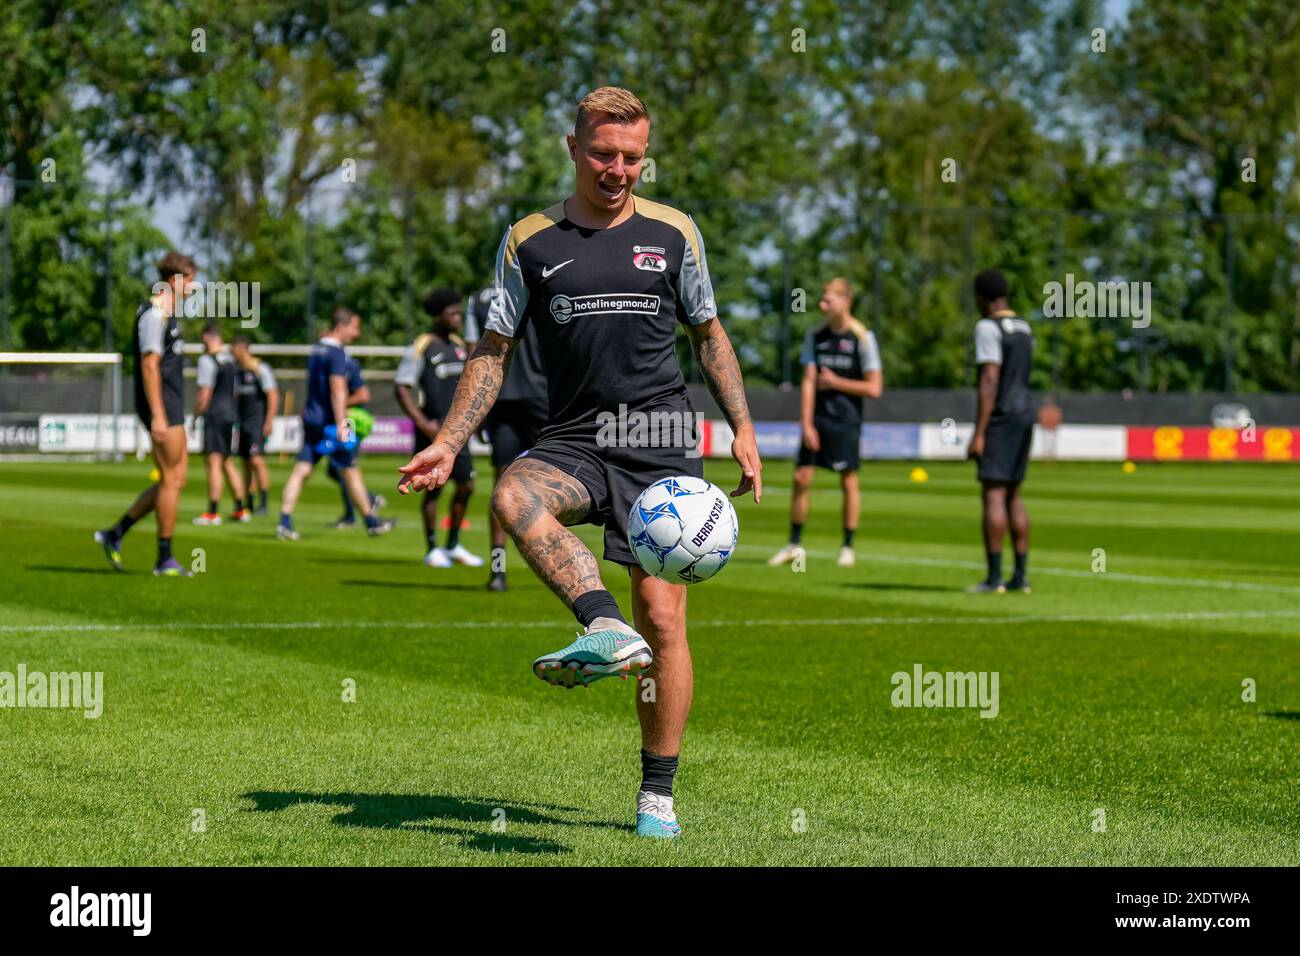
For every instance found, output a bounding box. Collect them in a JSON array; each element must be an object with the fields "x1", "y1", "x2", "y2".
[
  {"x1": 842, "y1": 582, "x2": 952, "y2": 593},
  {"x1": 1263, "y1": 710, "x2": 1300, "y2": 721},
  {"x1": 338, "y1": 579, "x2": 486, "y2": 591},
  {"x1": 26, "y1": 564, "x2": 115, "y2": 575},
  {"x1": 242, "y1": 790, "x2": 628, "y2": 854},
  {"x1": 311, "y1": 557, "x2": 416, "y2": 567}
]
